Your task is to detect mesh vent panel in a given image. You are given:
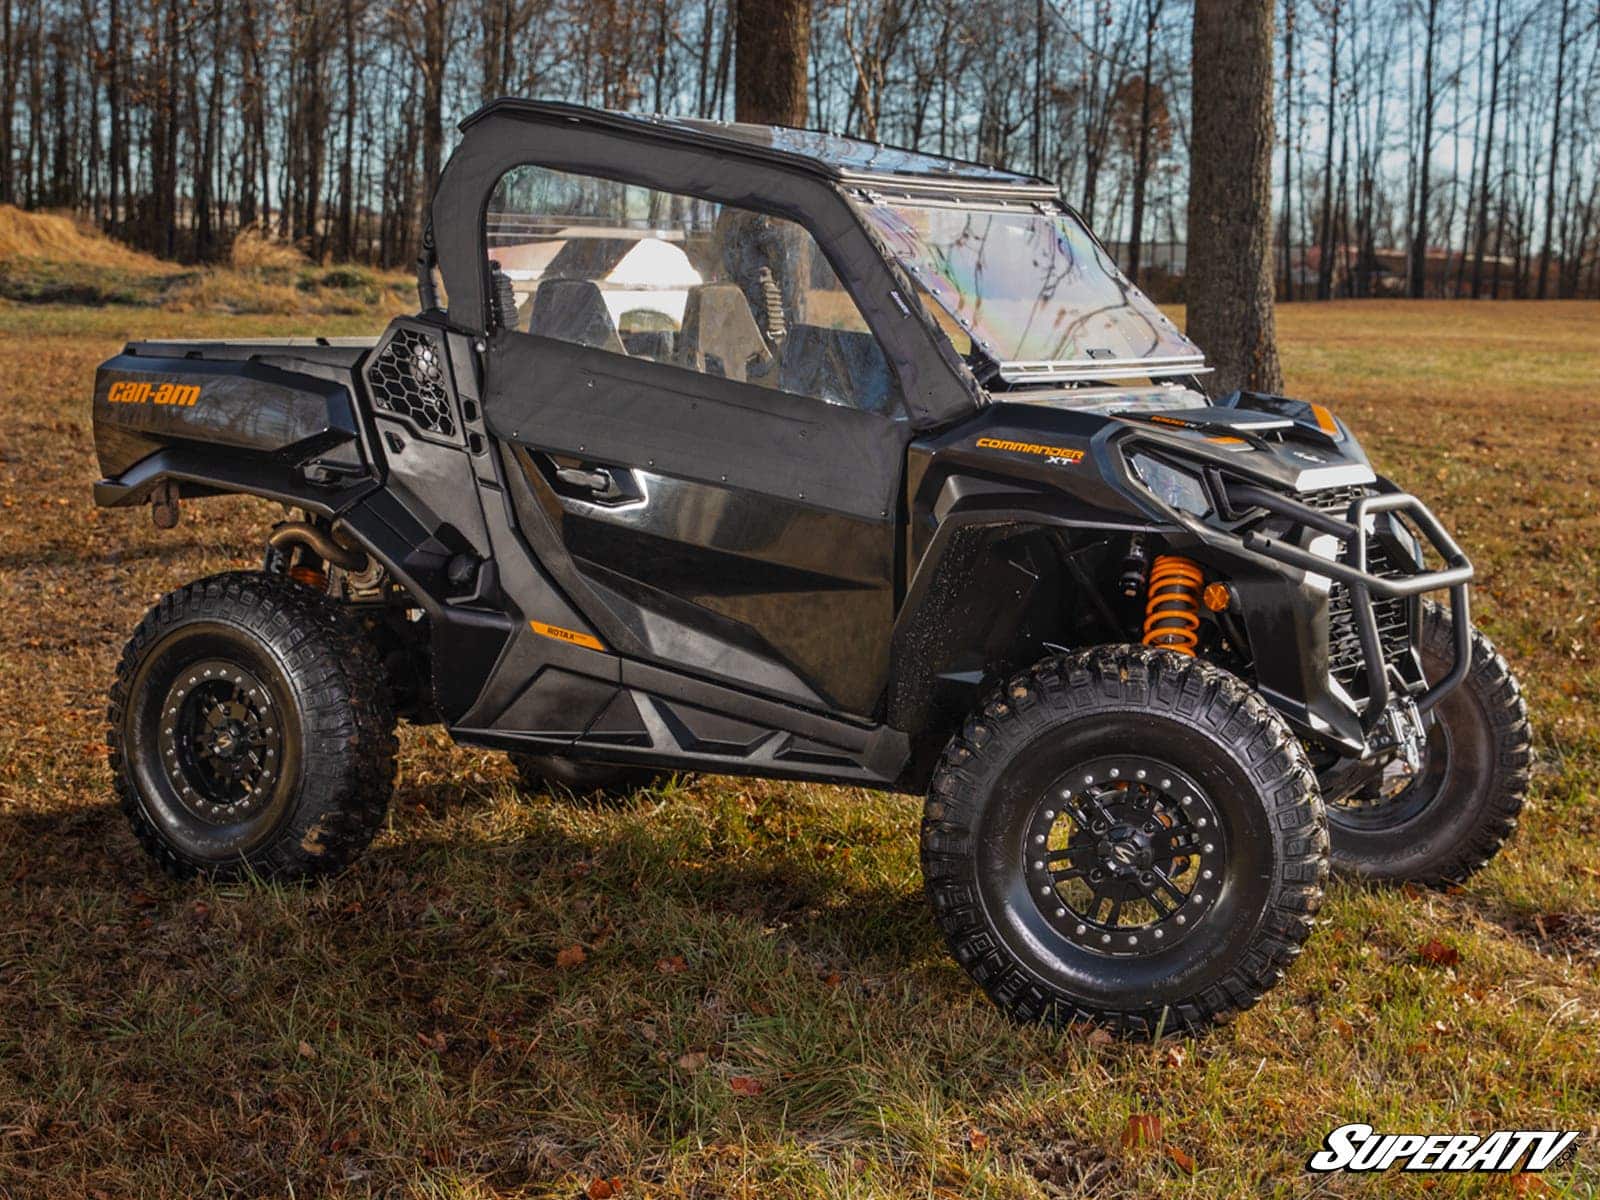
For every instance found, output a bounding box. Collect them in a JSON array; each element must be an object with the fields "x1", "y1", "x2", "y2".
[{"x1": 365, "y1": 327, "x2": 455, "y2": 438}]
